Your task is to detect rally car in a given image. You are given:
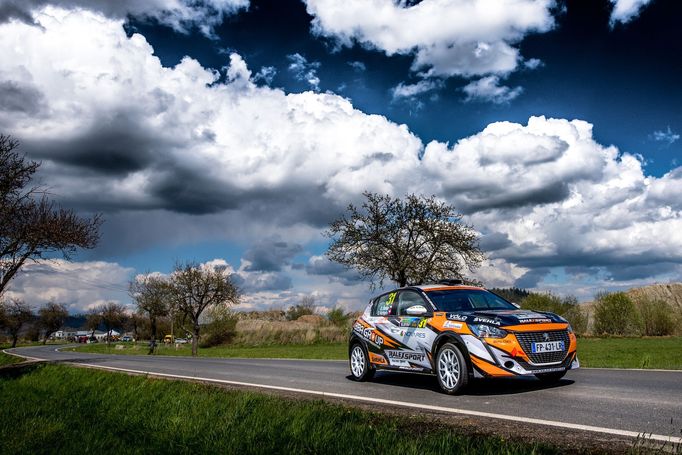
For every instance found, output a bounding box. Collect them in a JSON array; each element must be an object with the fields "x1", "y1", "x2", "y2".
[{"x1": 348, "y1": 280, "x2": 579, "y2": 394}]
